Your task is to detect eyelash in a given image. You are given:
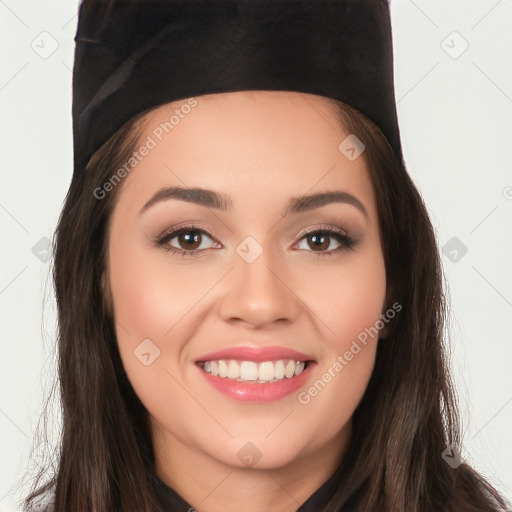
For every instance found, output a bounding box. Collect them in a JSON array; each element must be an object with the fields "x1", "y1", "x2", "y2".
[{"x1": 153, "y1": 224, "x2": 358, "y2": 259}]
